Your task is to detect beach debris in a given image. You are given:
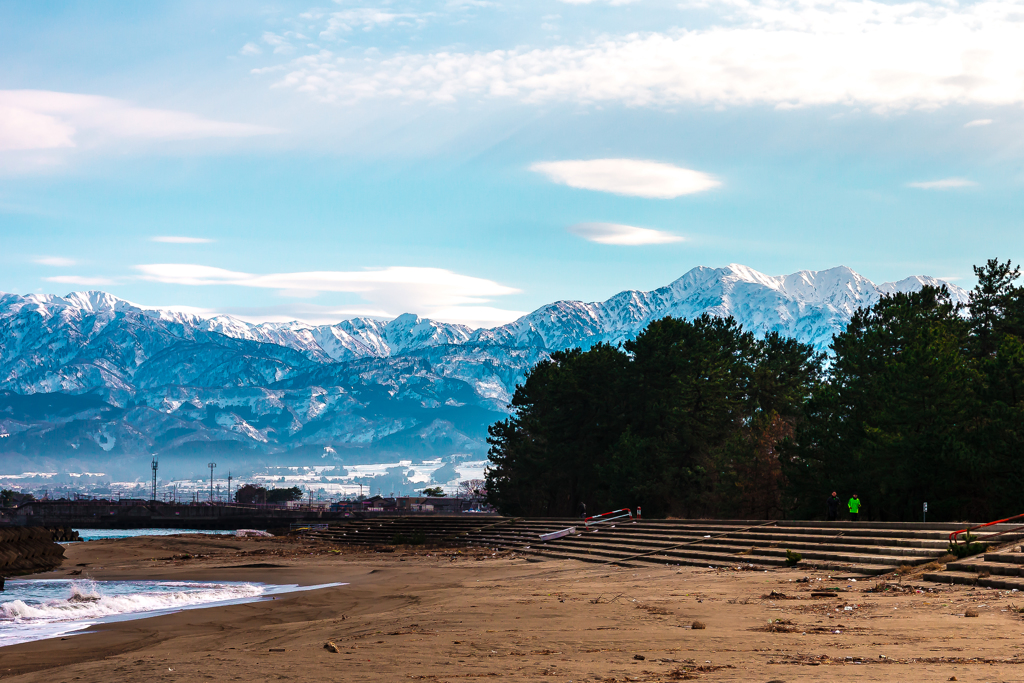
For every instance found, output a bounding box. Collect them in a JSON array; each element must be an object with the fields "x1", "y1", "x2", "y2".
[
  {"x1": 539, "y1": 527, "x2": 575, "y2": 542},
  {"x1": 633, "y1": 654, "x2": 645, "y2": 660},
  {"x1": 964, "y1": 608, "x2": 980, "y2": 617},
  {"x1": 324, "y1": 641, "x2": 342, "y2": 653},
  {"x1": 691, "y1": 621, "x2": 707, "y2": 629},
  {"x1": 236, "y1": 529, "x2": 272, "y2": 538}
]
